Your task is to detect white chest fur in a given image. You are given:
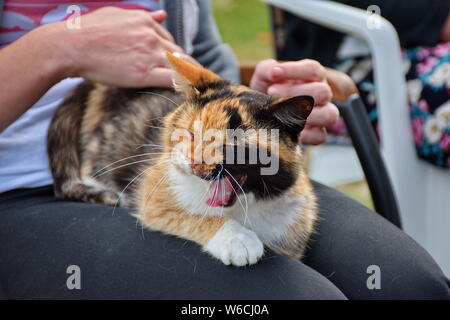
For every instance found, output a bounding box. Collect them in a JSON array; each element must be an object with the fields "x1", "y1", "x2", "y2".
[
  {"x1": 168, "y1": 165, "x2": 306, "y2": 245},
  {"x1": 227, "y1": 192, "x2": 306, "y2": 244}
]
